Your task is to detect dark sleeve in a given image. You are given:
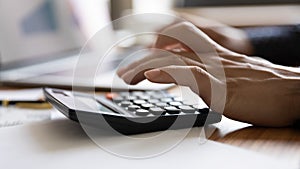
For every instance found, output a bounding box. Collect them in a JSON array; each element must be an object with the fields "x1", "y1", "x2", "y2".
[{"x1": 243, "y1": 24, "x2": 300, "y2": 66}]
